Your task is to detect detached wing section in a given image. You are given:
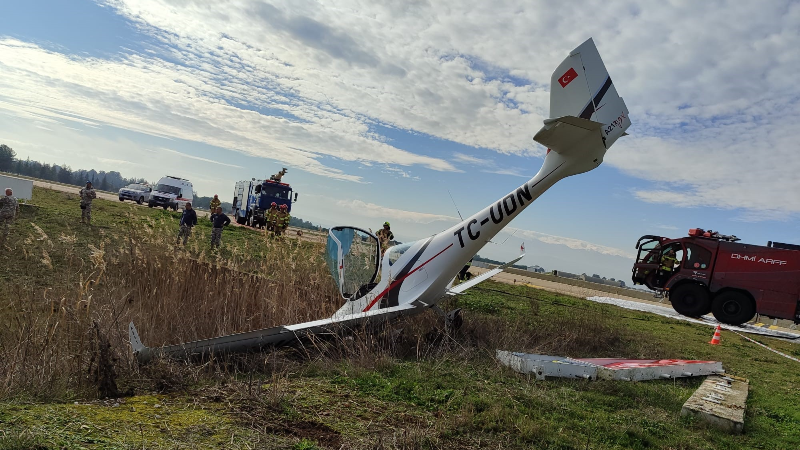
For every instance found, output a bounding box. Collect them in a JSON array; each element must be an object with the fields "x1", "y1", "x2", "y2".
[
  {"x1": 537, "y1": 38, "x2": 631, "y2": 152},
  {"x1": 447, "y1": 254, "x2": 525, "y2": 295}
]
